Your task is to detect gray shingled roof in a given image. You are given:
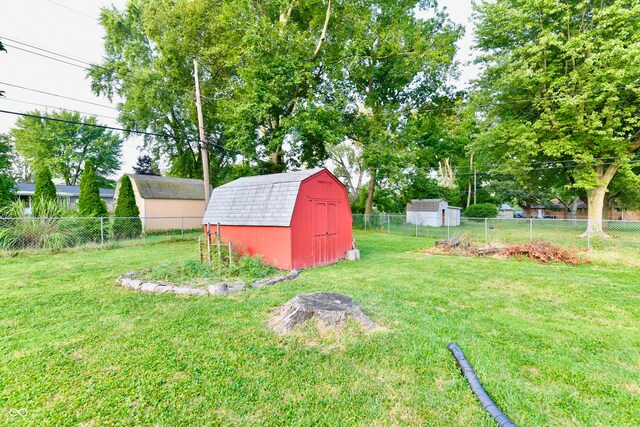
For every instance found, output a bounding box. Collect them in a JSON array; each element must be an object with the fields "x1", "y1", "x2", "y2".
[
  {"x1": 406, "y1": 199, "x2": 446, "y2": 212},
  {"x1": 127, "y1": 174, "x2": 206, "y2": 200},
  {"x1": 16, "y1": 182, "x2": 114, "y2": 198},
  {"x1": 202, "y1": 168, "x2": 325, "y2": 226}
]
